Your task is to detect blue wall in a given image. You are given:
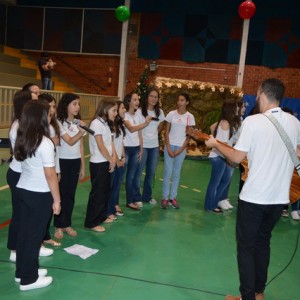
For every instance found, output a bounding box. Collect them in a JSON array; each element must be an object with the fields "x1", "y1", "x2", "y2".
[{"x1": 243, "y1": 95, "x2": 300, "y2": 120}]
